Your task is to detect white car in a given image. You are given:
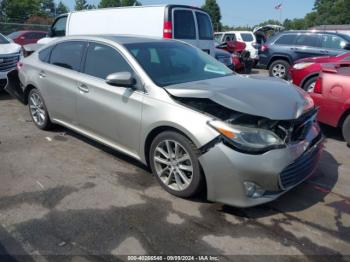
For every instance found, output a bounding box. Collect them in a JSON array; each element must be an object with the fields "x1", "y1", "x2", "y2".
[
  {"x1": 38, "y1": 5, "x2": 215, "y2": 57},
  {"x1": 0, "y1": 33, "x2": 21, "y2": 89},
  {"x1": 215, "y1": 31, "x2": 259, "y2": 62}
]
